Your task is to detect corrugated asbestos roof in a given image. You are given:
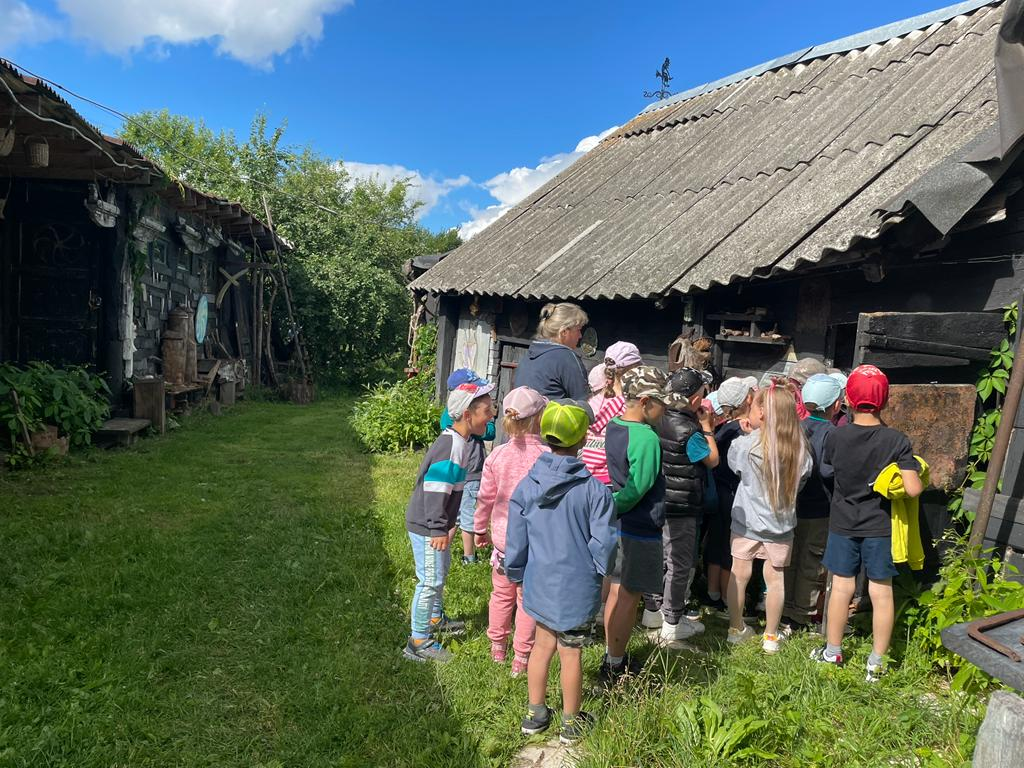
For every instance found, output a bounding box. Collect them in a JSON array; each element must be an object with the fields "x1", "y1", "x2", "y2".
[
  {"x1": 0, "y1": 59, "x2": 289, "y2": 253},
  {"x1": 413, "y1": 0, "x2": 1004, "y2": 299}
]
